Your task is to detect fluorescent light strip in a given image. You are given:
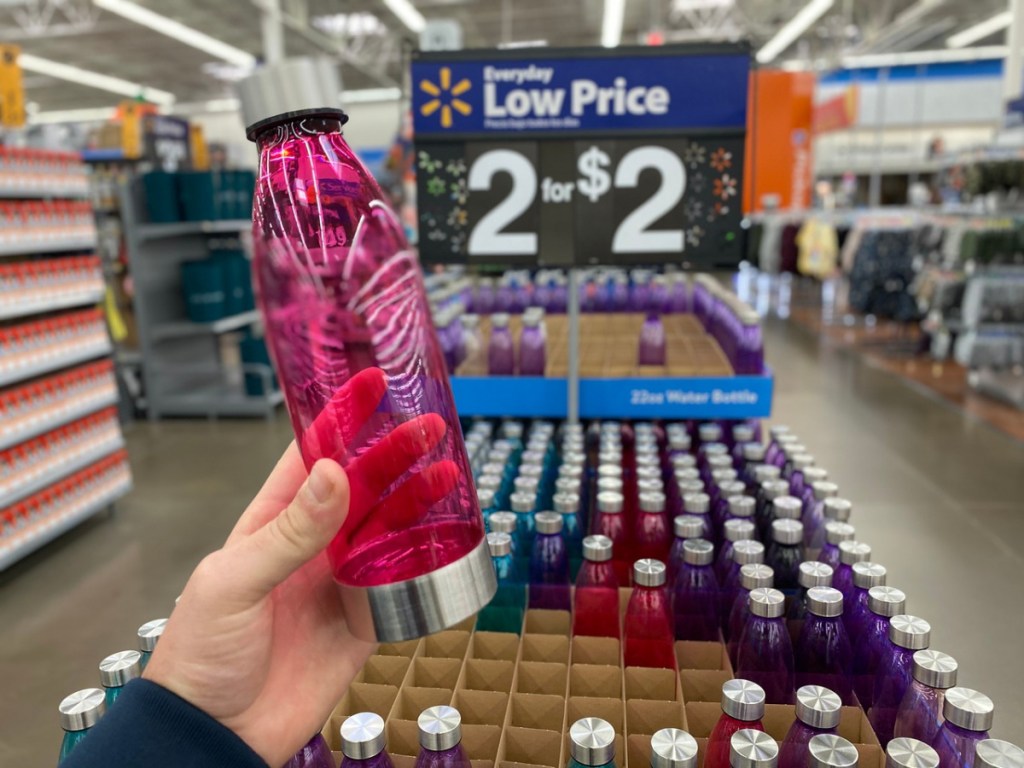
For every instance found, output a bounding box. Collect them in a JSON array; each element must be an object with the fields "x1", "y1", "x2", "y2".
[
  {"x1": 94, "y1": 0, "x2": 256, "y2": 68},
  {"x1": 29, "y1": 106, "x2": 118, "y2": 124},
  {"x1": 841, "y1": 45, "x2": 1009, "y2": 68},
  {"x1": 19, "y1": 53, "x2": 175, "y2": 105},
  {"x1": 602, "y1": 0, "x2": 626, "y2": 48},
  {"x1": 756, "y1": 0, "x2": 834, "y2": 64},
  {"x1": 380, "y1": 0, "x2": 426, "y2": 34},
  {"x1": 946, "y1": 10, "x2": 1012, "y2": 49},
  {"x1": 343, "y1": 87, "x2": 403, "y2": 103}
]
